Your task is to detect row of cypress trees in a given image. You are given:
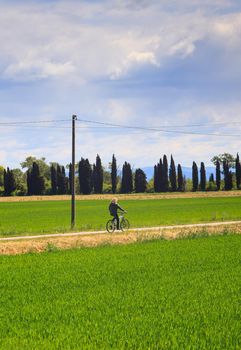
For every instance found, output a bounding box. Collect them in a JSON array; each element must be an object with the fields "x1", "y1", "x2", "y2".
[
  {"x1": 78, "y1": 155, "x2": 147, "y2": 194},
  {"x1": 191, "y1": 157, "x2": 240, "y2": 192},
  {"x1": 154, "y1": 154, "x2": 241, "y2": 192},
  {"x1": 121, "y1": 163, "x2": 147, "y2": 193},
  {"x1": 154, "y1": 155, "x2": 184, "y2": 192},
  {"x1": 26, "y1": 162, "x2": 69, "y2": 196},
  {"x1": 27, "y1": 162, "x2": 45, "y2": 195},
  {"x1": 50, "y1": 164, "x2": 69, "y2": 195},
  {"x1": 2, "y1": 153, "x2": 241, "y2": 196}
]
